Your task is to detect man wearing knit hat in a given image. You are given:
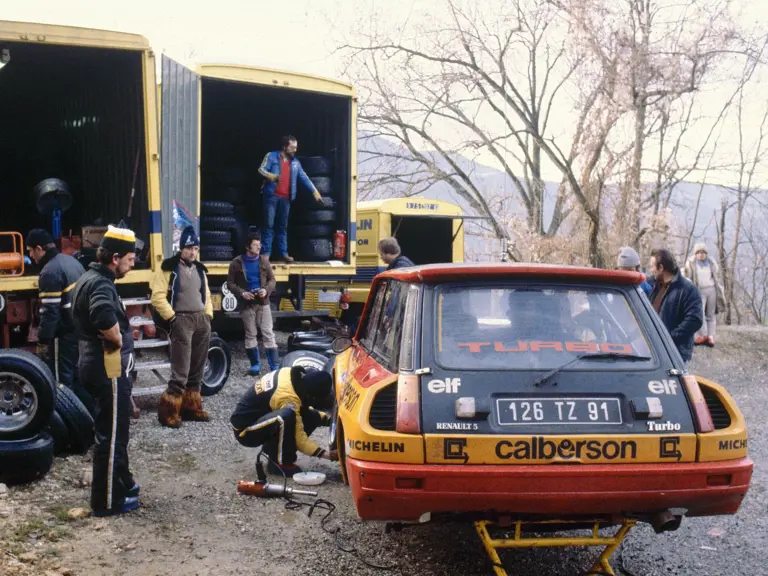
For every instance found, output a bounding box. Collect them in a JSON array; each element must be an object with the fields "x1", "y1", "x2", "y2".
[
  {"x1": 151, "y1": 225, "x2": 213, "y2": 428},
  {"x1": 25, "y1": 228, "x2": 91, "y2": 412},
  {"x1": 683, "y1": 243, "x2": 725, "y2": 347},
  {"x1": 617, "y1": 246, "x2": 652, "y2": 296},
  {"x1": 71, "y1": 225, "x2": 140, "y2": 517}
]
